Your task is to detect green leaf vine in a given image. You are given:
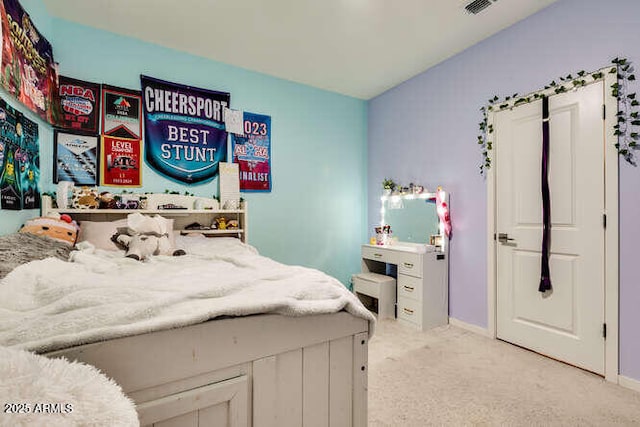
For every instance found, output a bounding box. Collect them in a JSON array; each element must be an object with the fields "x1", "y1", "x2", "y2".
[{"x1": 478, "y1": 57, "x2": 638, "y2": 175}]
